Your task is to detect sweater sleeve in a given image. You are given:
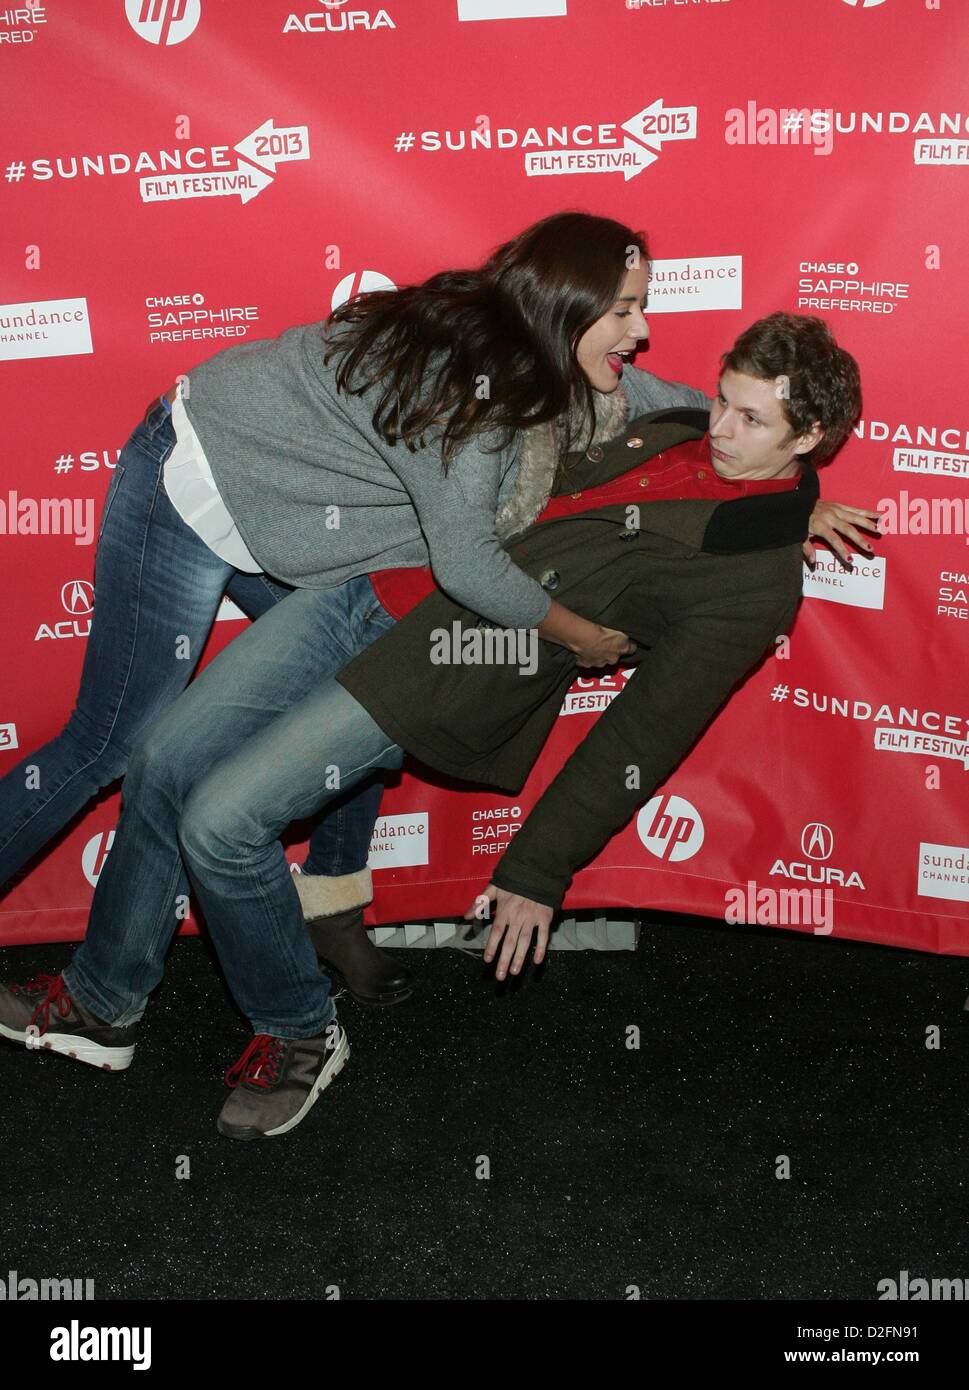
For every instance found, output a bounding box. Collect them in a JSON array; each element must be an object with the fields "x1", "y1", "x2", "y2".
[
  {"x1": 384, "y1": 433, "x2": 552, "y2": 631},
  {"x1": 489, "y1": 582, "x2": 801, "y2": 909},
  {"x1": 620, "y1": 364, "x2": 713, "y2": 417}
]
